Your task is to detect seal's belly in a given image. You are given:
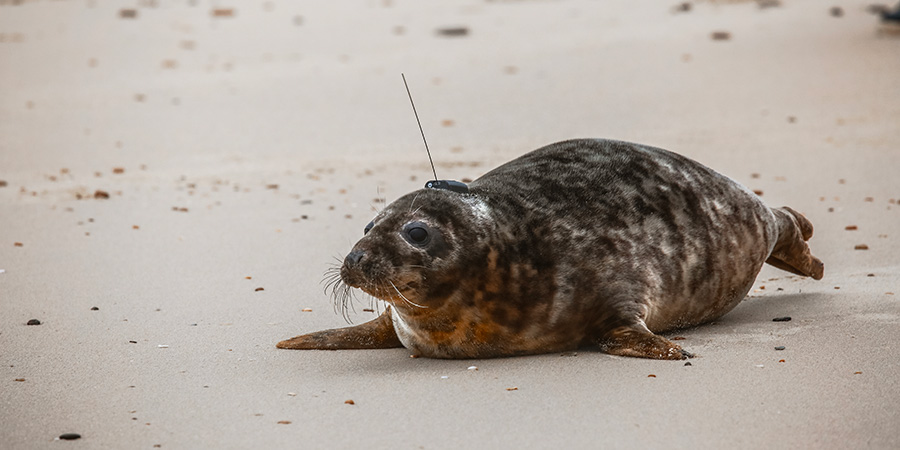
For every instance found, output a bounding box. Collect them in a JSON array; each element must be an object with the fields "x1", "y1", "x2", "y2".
[{"x1": 391, "y1": 304, "x2": 578, "y2": 358}]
